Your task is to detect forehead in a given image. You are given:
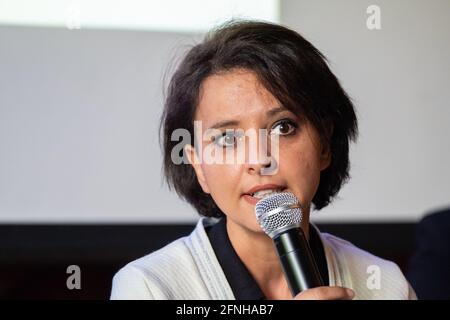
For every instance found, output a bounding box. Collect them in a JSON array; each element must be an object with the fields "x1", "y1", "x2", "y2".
[{"x1": 195, "y1": 69, "x2": 280, "y2": 123}]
